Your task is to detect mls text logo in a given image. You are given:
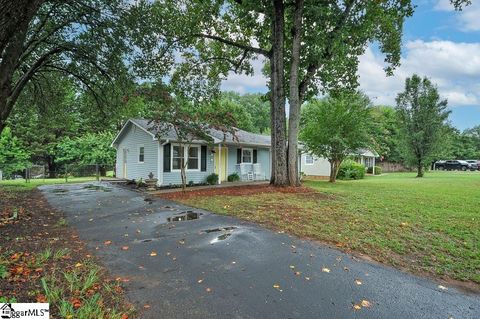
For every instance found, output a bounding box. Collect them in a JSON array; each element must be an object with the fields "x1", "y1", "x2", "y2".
[{"x1": 0, "y1": 303, "x2": 49, "y2": 319}]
